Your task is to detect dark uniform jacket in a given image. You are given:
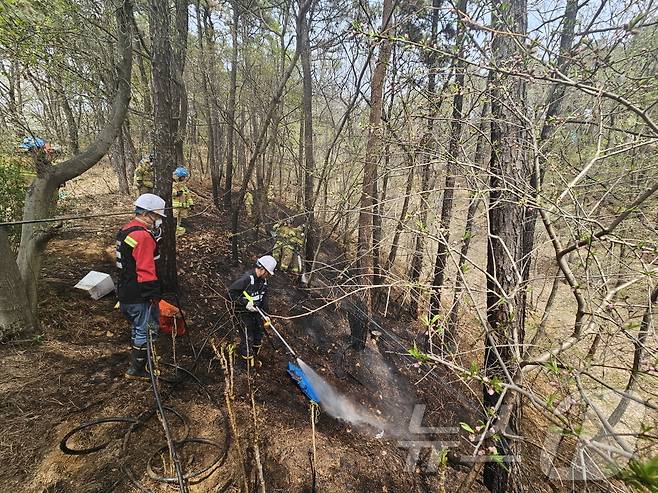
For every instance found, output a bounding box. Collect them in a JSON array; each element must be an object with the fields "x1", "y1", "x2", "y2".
[
  {"x1": 115, "y1": 219, "x2": 161, "y2": 304},
  {"x1": 228, "y1": 269, "x2": 268, "y2": 314}
]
